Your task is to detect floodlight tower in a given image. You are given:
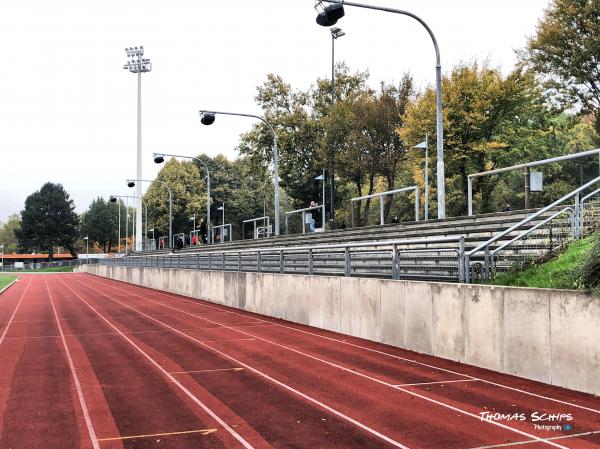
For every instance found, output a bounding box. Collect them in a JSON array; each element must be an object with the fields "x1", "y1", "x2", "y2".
[{"x1": 123, "y1": 45, "x2": 152, "y2": 251}]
